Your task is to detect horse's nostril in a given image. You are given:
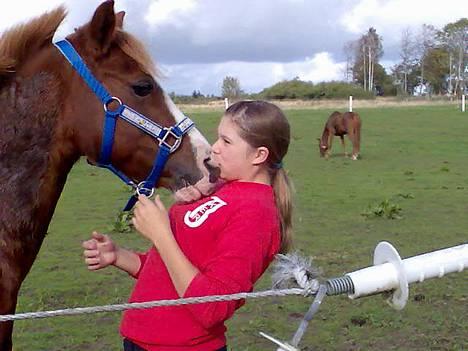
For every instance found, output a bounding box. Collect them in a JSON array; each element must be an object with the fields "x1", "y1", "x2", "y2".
[
  {"x1": 176, "y1": 174, "x2": 196, "y2": 189},
  {"x1": 204, "y1": 158, "x2": 220, "y2": 183}
]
